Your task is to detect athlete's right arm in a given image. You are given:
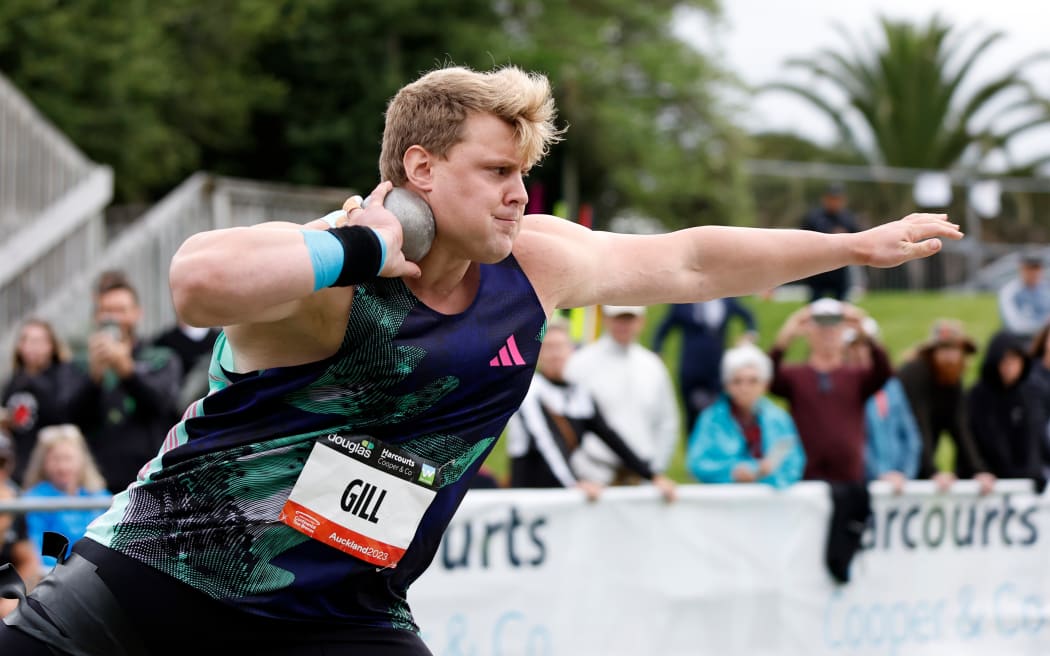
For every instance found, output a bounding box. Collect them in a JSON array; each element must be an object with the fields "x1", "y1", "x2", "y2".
[
  {"x1": 170, "y1": 182, "x2": 418, "y2": 328},
  {"x1": 170, "y1": 224, "x2": 321, "y2": 327}
]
